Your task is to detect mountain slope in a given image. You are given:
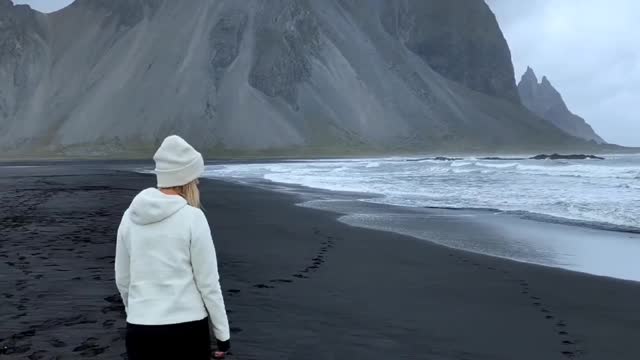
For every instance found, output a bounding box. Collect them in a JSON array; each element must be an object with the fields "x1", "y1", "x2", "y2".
[
  {"x1": 0, "y1": 0, "x2": 586, "y2": 157},
  {"x1": 382, "y1": 0, "x2": 521, "y2": 103},
  {"x1": 518, "y1": 67, "x2": 605, "y2": 144}
]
